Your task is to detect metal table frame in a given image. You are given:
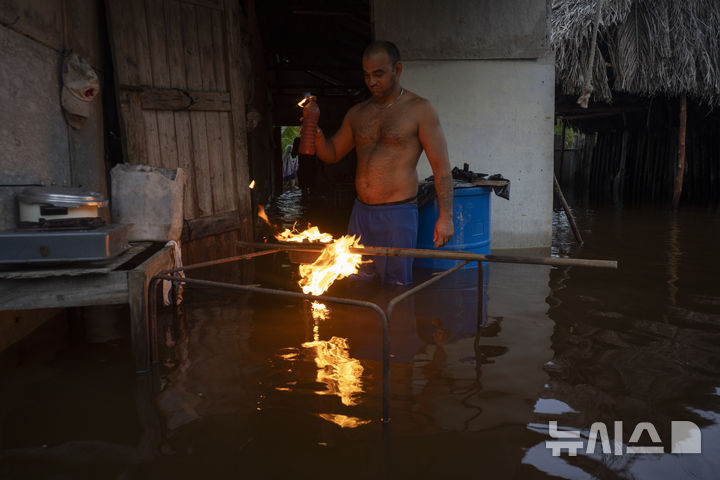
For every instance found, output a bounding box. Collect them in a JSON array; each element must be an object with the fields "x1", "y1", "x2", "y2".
[
  {"x1": 148, "y1": 242, "x2": 616, "y2": 423},
  {"x1": 148, "y1": 247, "x2": 478, "y2": 423}
]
